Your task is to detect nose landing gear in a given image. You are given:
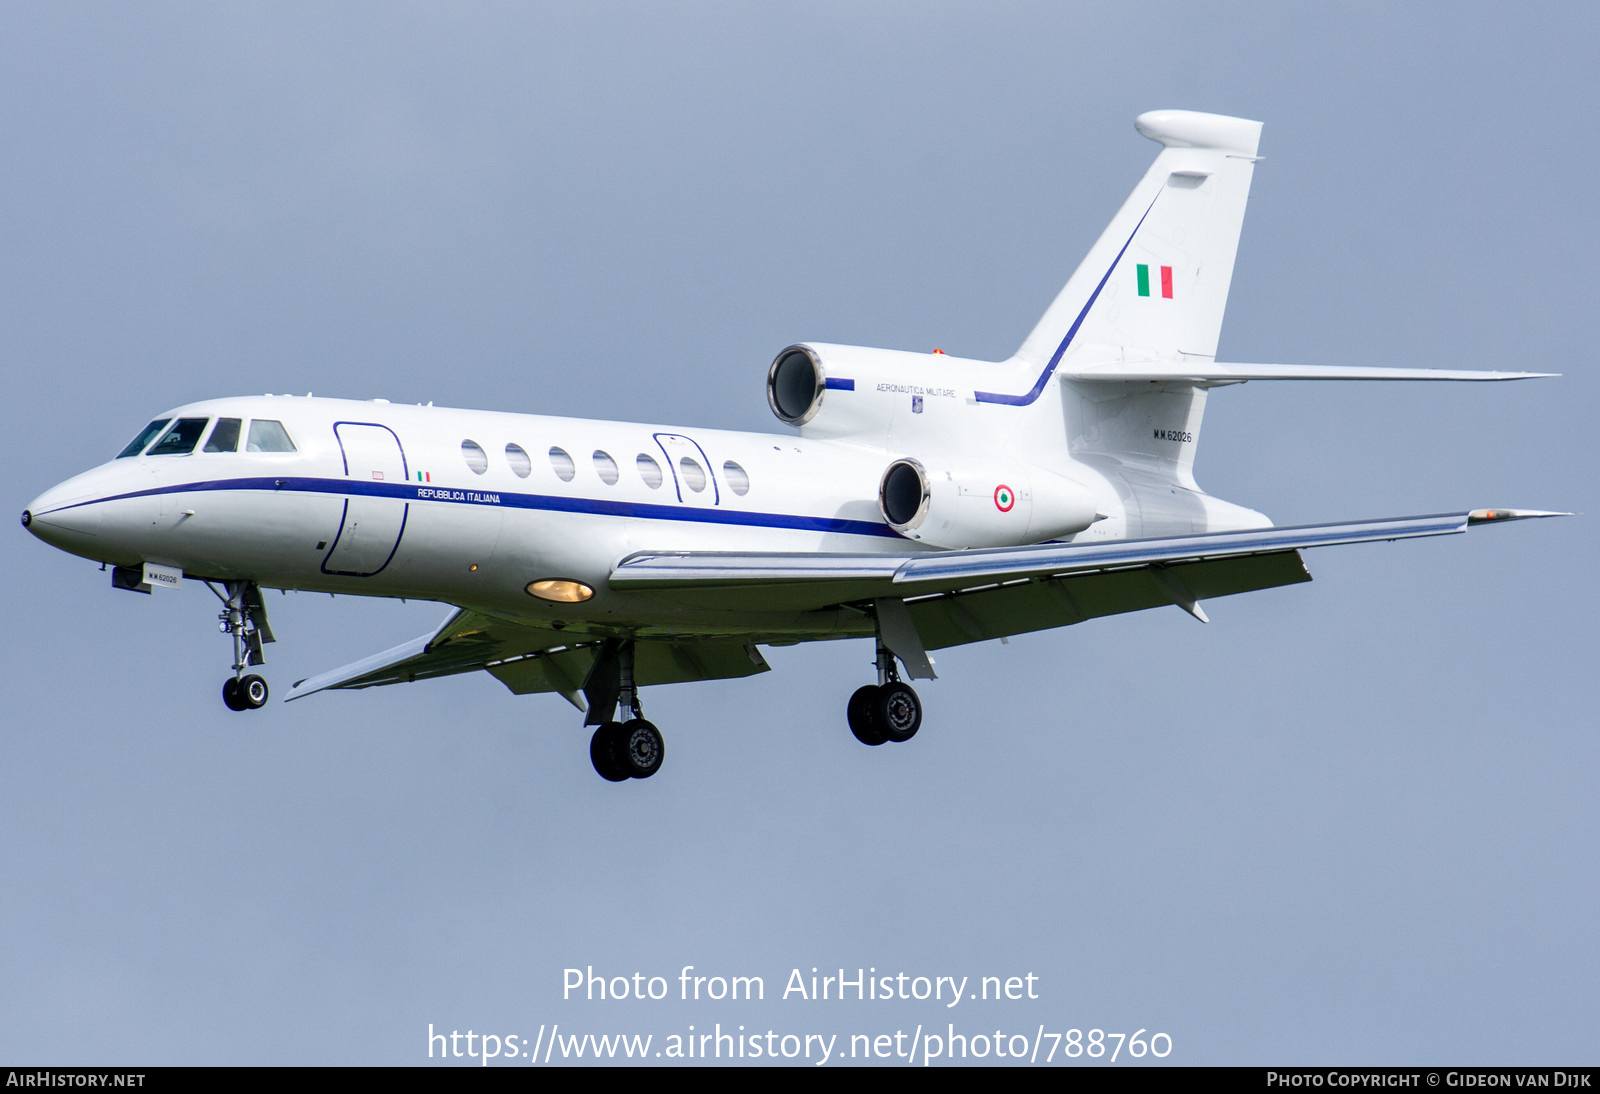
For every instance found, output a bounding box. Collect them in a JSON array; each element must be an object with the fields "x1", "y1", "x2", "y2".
[
  {"x1": 208, "y1": 580, "x2": 274, "y2": 712},
  {"x1": 222, "y1": 674, "x2": 269, "y2": 711}
]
